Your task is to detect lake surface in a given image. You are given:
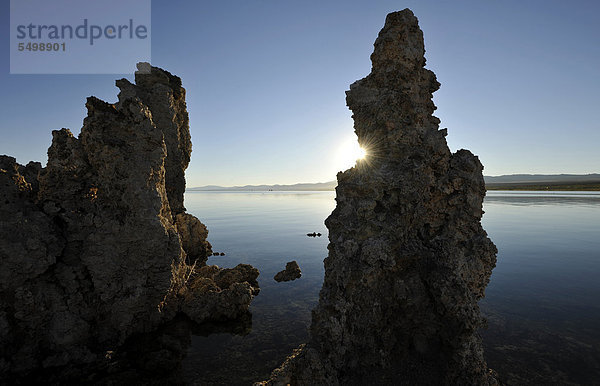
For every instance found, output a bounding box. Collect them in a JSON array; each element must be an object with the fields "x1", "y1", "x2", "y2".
[{"x1": 181, "y1": 190, "x2": 600, "y2": 385}]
